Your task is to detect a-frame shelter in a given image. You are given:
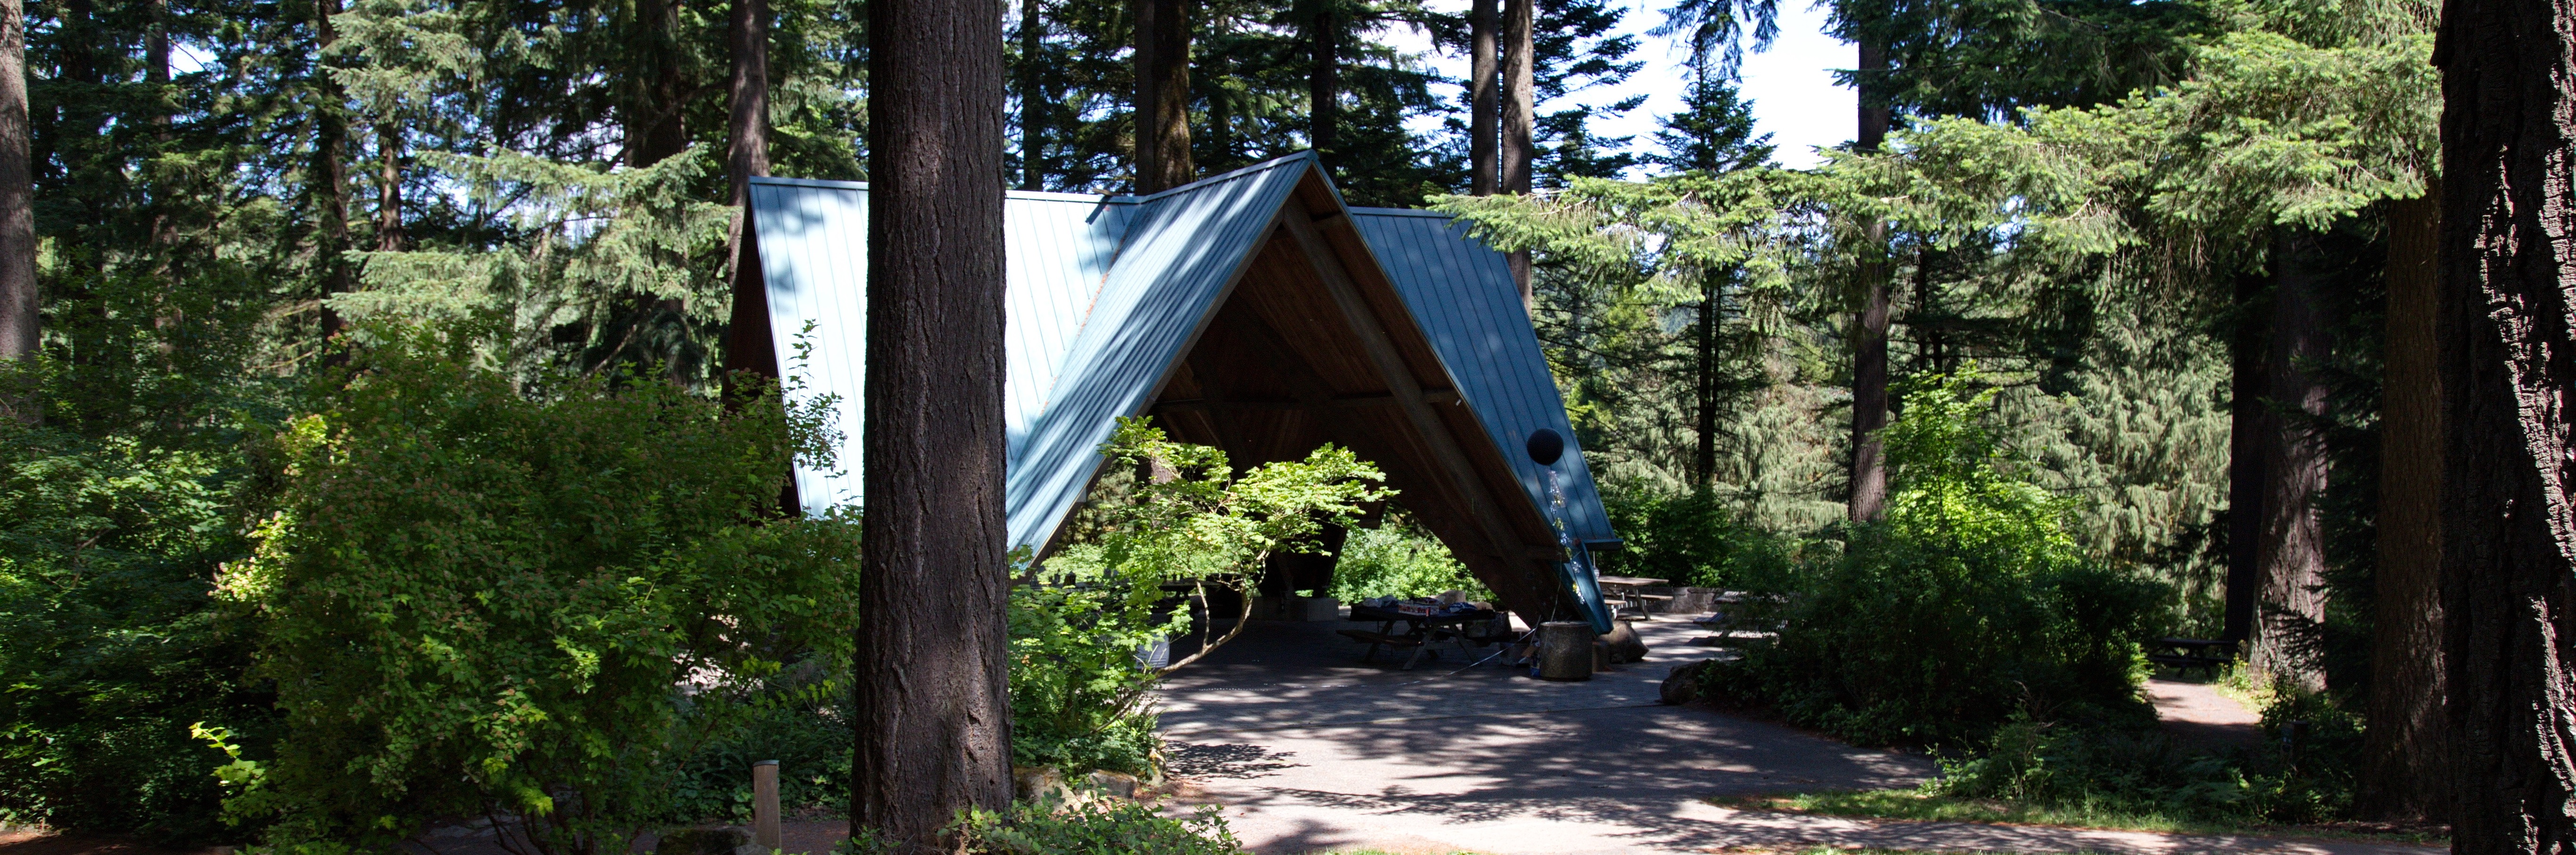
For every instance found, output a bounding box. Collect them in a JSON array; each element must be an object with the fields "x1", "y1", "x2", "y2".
[{"x1": 735, "y1": 152, "x2": 1616, "y2": 621}]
